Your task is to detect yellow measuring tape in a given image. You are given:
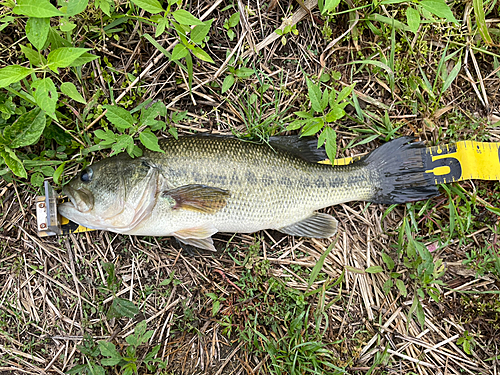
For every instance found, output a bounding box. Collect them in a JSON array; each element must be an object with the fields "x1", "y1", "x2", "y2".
[
  {"x1": 38, "y1": 141, "x2": 500, "y2": 237},
  {"x1": 334, "y1": 141, "x2": 500, "y2": 183}
]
